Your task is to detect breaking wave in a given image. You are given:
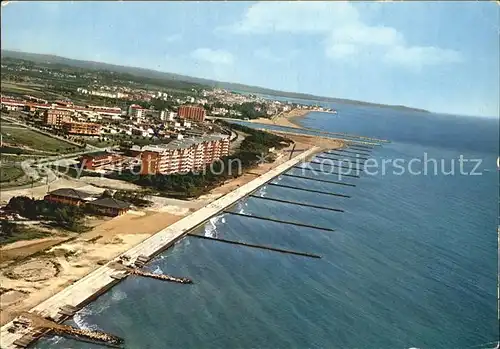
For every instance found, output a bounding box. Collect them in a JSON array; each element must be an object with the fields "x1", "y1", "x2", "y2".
[
  {"x1": 110, "y1": 288, "x2": 127, "y2": 302},
  {"x1": 152, "y1": 265, "x2": 164, "y2": 275},
  {"x1": 73, "y1": 307, "x2": 101, "y2": 331},
  {"x1": 73, "y1": 288, "x2": 128, "y2": 331},
  {"x1": 237, "y1": 201, "x2": 248, "y2": 215},
  {"x1": 256, "y1": 186, "x2": 267, "y2": 197},
  {"x1": 204, "y1": 215, "x2": 224, "y2": 238},
  {"x1": 45, "y1": 335, "x2": 63, "y2": 345}
]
